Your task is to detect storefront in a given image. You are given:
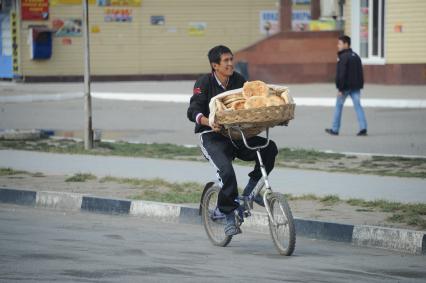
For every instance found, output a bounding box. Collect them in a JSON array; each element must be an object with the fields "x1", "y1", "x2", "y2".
[
  {"x1": 0, "y1": 0, "x2": 13, "y2": 79},
  {"x1": 344, "y1": 0, "x2": 426, "y2": 84},
  {"x1": 10, "y1": 0, "x2": 281, "y2": 81}
]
